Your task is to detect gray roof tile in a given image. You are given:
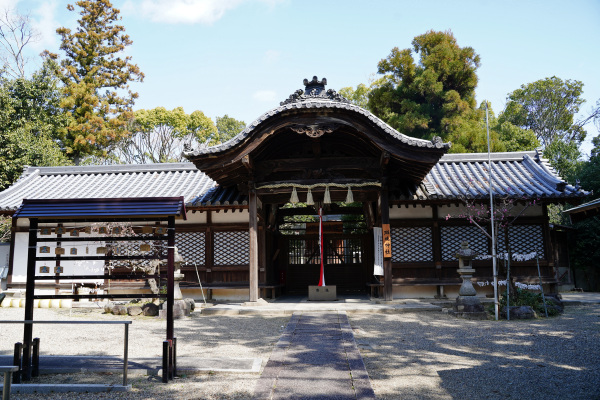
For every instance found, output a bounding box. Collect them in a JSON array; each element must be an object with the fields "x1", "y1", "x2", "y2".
[{"x1": 0, "y1": 150, "x2": 587, "y2": 212}]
